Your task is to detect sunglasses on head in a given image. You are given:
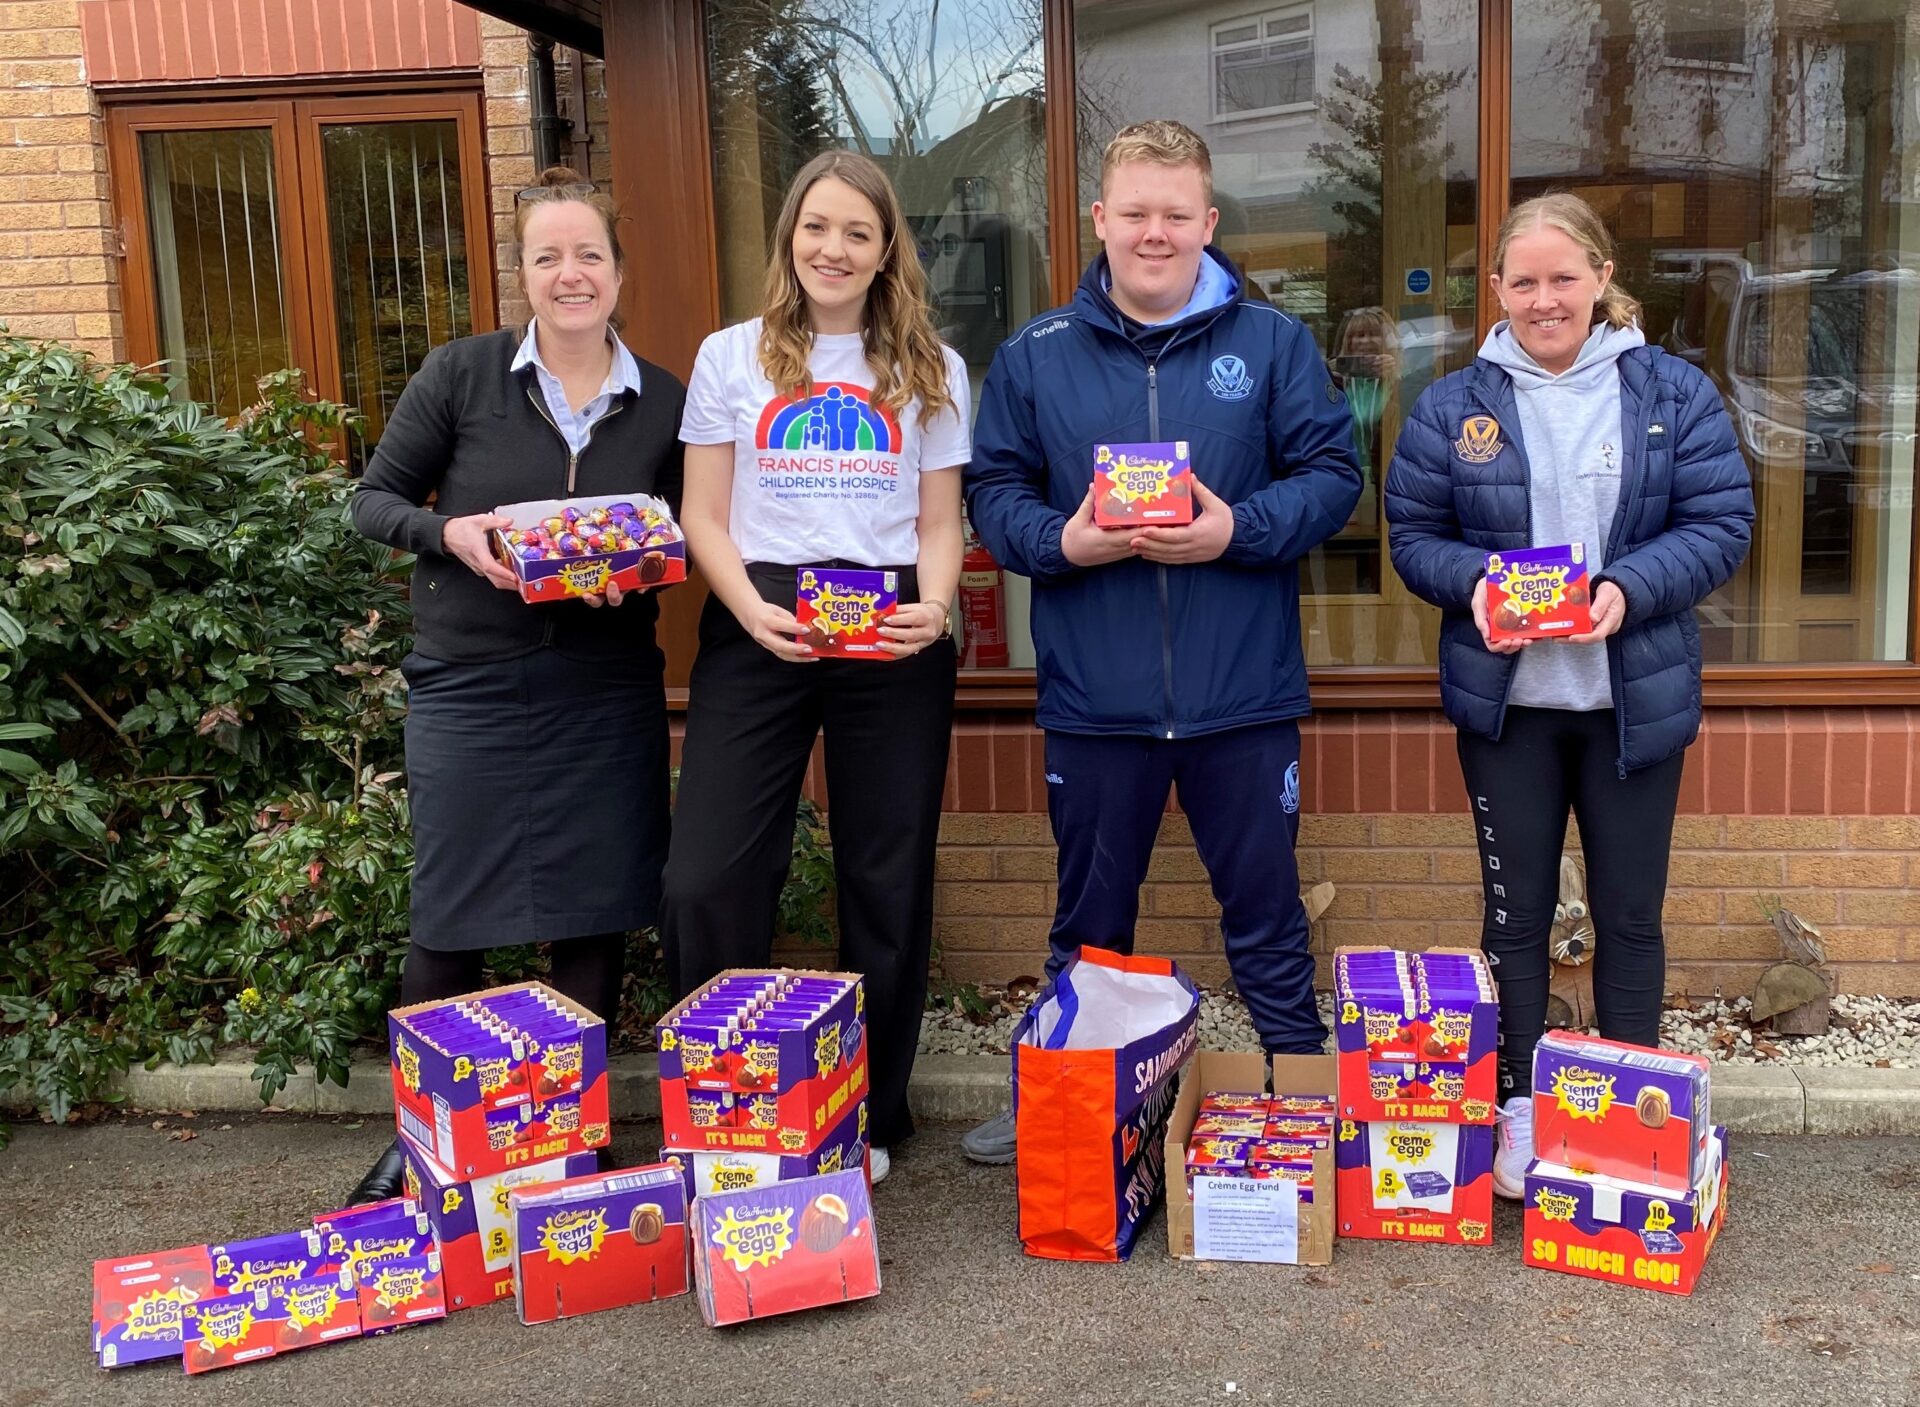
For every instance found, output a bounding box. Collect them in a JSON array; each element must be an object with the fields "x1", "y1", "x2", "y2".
[{"x1": 515, "y1": 181, "x2": 598, "y2": 204}]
